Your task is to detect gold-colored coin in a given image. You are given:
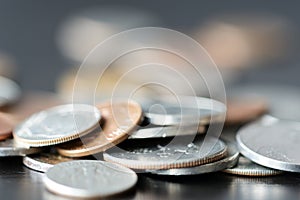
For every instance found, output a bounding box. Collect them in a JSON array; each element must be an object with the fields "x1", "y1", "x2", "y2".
[{"x1": 57, "y1": 100, "x2": 142, "y2": 157}]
